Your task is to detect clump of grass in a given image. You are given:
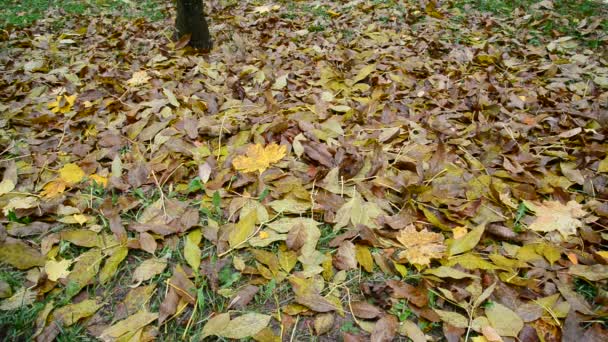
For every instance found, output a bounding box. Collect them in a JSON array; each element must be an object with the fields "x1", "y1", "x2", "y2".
[
  {"x1": 0, "y1": 0, "x2": 167, "y2": 28},
  {"x1": 451, "y1": 0, "x2": 608, "y2": 48}
]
